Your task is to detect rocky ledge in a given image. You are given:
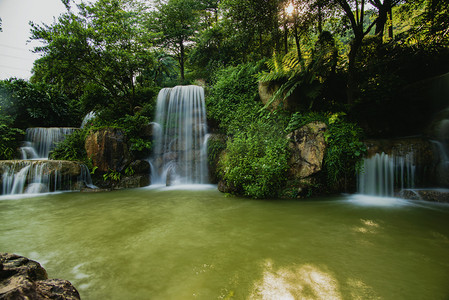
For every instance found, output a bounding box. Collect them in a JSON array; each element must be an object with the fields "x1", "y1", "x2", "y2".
[
  {"x1": 398, "y1": 189, "x2": 449, "y2": 203},
  {"x1": 0, "y1": 253, "x2": 80, "y2": 300}
]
